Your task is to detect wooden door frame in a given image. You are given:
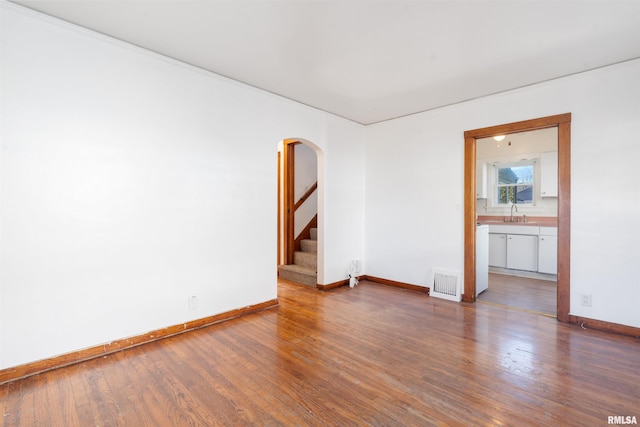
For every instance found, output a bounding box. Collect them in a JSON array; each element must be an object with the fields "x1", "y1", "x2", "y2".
[
  {"x1": 463, "y1": 113, "x2": 571, "y2": 322},
  {"x1": 277, "y1": 150, "x2": 281, "y2": 266},
  {"x1": 282, "y1": 139, "x2": 299, "y2": 265}
]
